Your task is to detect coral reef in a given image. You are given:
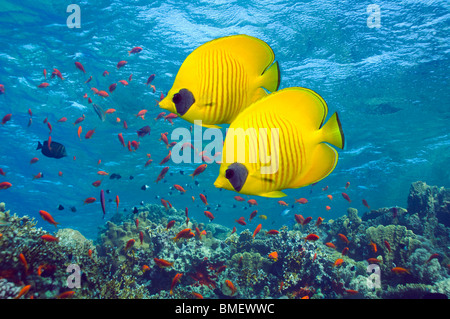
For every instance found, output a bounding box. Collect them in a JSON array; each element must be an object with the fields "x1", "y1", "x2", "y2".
[{"x1": 0, "y1": 181, "x2": 449, "y2": 299}]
